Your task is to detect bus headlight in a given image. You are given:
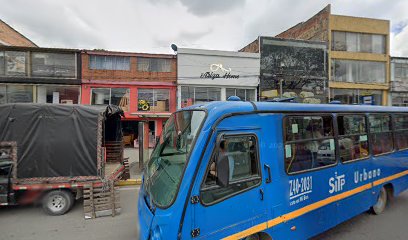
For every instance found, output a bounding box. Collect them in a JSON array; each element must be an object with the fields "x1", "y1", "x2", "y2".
[{"x1": 150, "y1": 226, "x2": 162, "y2": 240}]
